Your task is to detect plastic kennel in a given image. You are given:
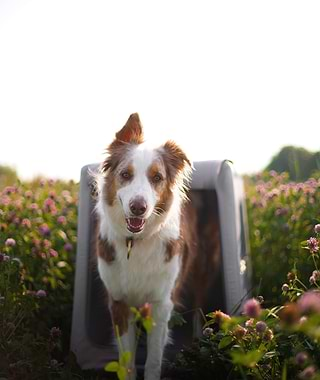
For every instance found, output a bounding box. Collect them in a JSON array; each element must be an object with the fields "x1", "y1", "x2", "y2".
[{"x1": 71, "y1": 160, "x2": 250, "y2": 369}]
